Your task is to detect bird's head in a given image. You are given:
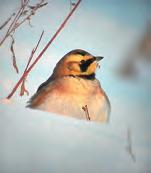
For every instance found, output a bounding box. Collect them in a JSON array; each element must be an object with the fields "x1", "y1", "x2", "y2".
[{"x1": 51, "y1": 49, "x2": 104, "y2": 80}]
